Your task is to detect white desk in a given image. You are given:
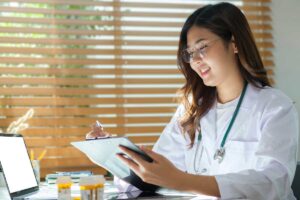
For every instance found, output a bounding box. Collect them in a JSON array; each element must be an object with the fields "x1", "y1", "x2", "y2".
[
  {"x1": 0, "y1": 181, "x2": 204, "y2": 200},
  {"x1": 0, "y1": 182, "x2": 218, "y2": 199}
]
